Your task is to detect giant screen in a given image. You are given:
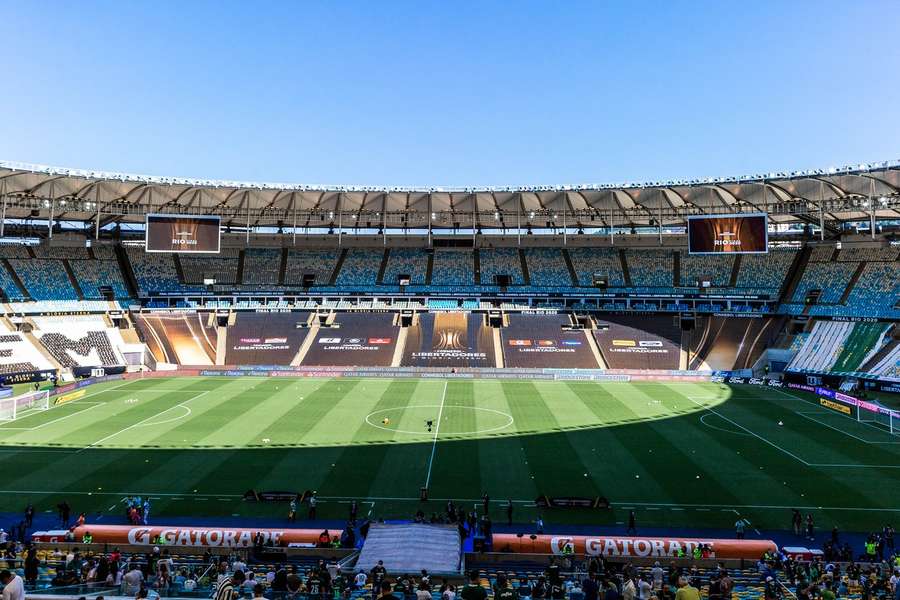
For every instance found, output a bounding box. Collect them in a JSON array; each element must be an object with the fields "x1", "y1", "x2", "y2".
[
  {"x1": 146, "y1": 214, "x2": 221, "y2": 253},
  {"x1": 687, "y1": 213, "x2": 768, "y2": 254}
]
